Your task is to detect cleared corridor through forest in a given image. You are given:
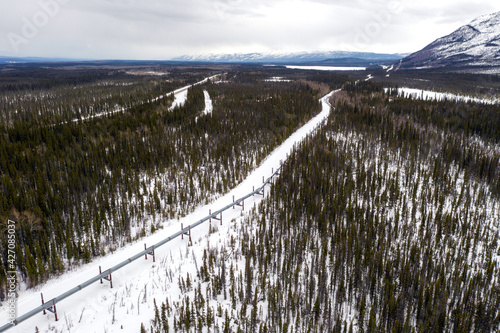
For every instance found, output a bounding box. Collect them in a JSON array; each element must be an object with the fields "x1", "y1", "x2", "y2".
[{"x1": 0, "y1": 87, "x2": 338, "y2": 333}]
